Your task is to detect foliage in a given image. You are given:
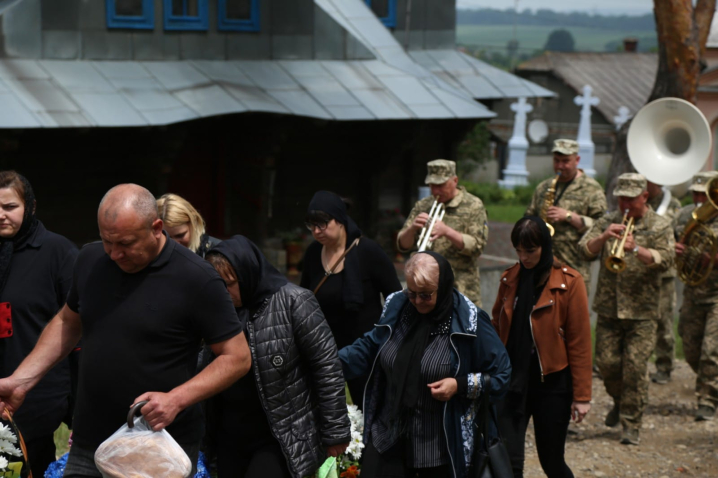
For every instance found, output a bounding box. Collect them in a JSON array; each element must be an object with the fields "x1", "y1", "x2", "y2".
[
  {"x1": 460, "y1": 180, "x2": 538, "y2": 206},
  {"x1": 457, "y1": 8, "x2": 655, "y2": 31},
  {"x1": 544, "y1": 29, "x2": 576, "y2": 52},
  {"x1": 457, "y1": 122, "x2": 493, "y2": 174},
  {"x1": 484, "y1": 205, "x2": 526, "y2": 224}
]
